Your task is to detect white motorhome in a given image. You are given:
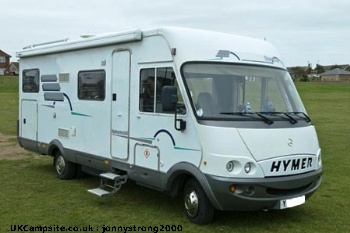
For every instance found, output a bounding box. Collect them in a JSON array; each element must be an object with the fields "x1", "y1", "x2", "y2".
[{"x1": 17, "y1": 27, "x2": 322, "y2": 224}]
